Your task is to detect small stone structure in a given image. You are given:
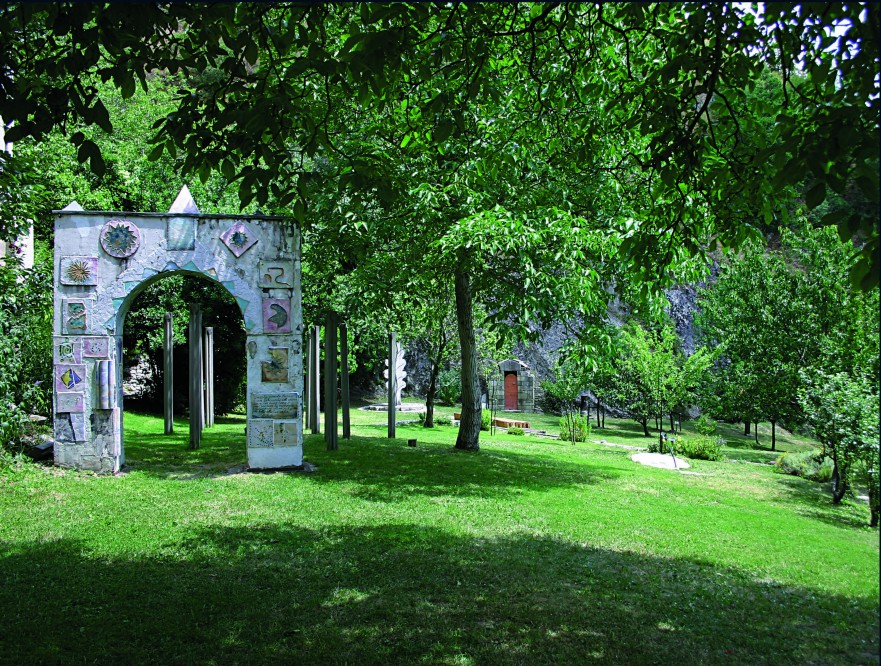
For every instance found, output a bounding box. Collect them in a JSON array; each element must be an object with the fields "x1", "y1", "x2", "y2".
[
  {"x1": 488, "y1": 359, "x2": 536, "y2": 413},
  {"x1": 51, "y1": 187, "x2": 303, "y2": 473}
]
